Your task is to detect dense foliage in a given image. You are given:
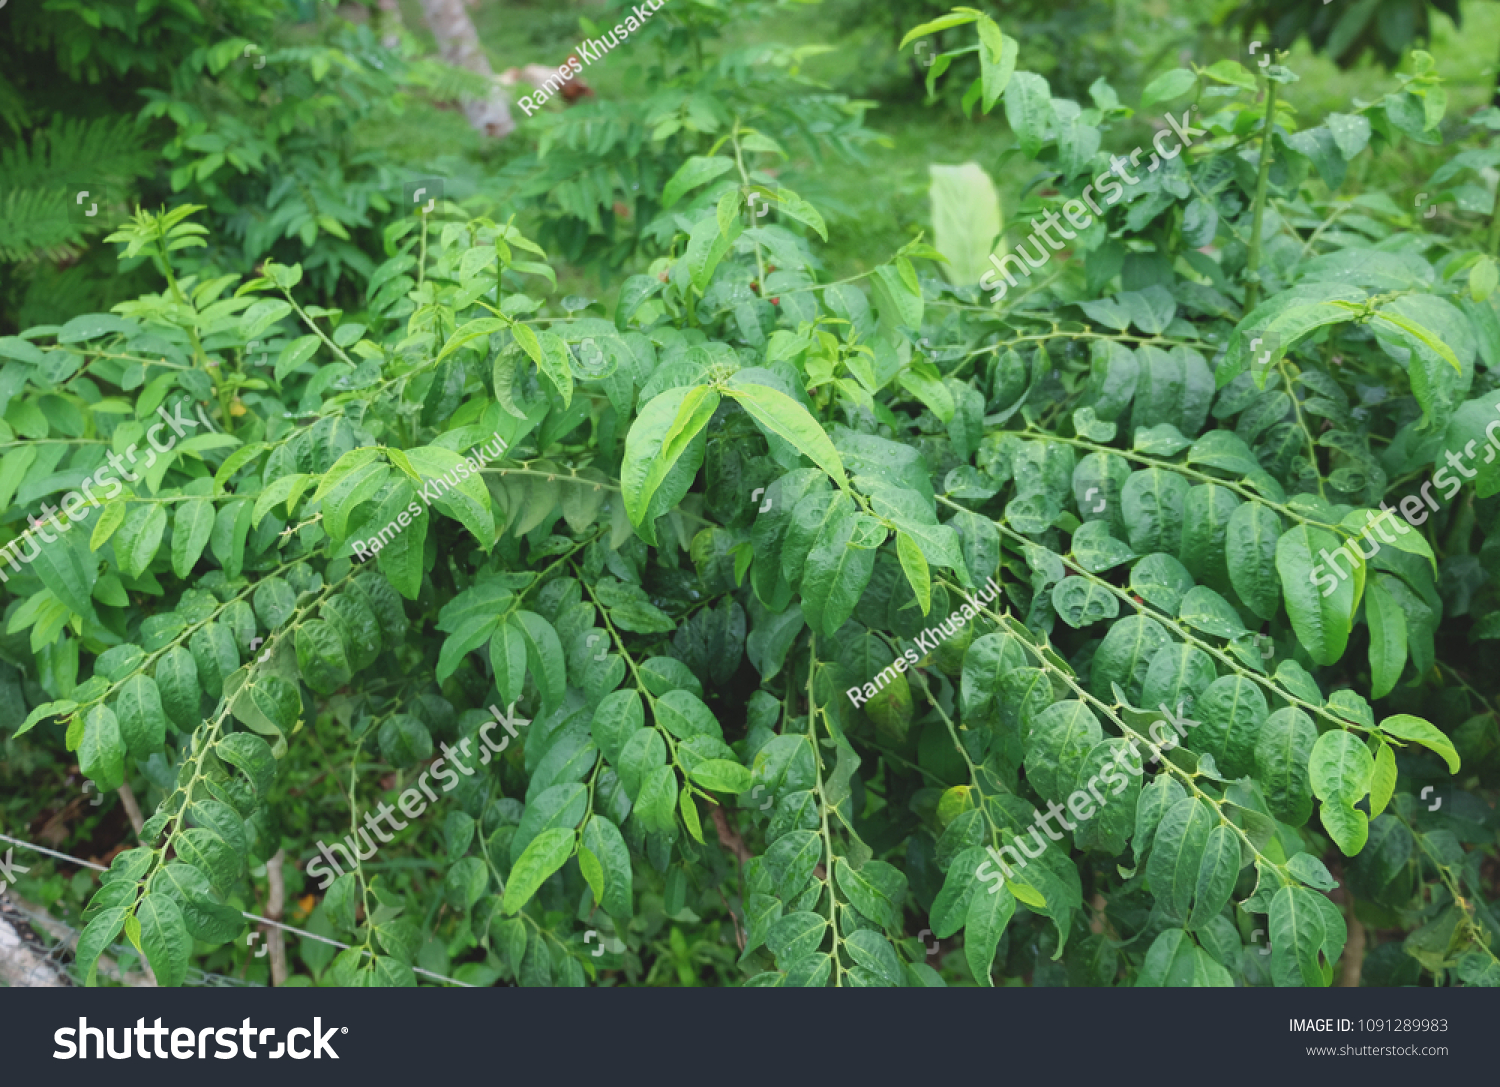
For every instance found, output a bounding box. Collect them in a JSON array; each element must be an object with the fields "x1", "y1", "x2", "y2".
[
  {"x1": 0, "y1": 0, "x2": 879, "y2": 334},
  {"x1": 2, "y1": 3, "x2": 1499, "y2": 988}
]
